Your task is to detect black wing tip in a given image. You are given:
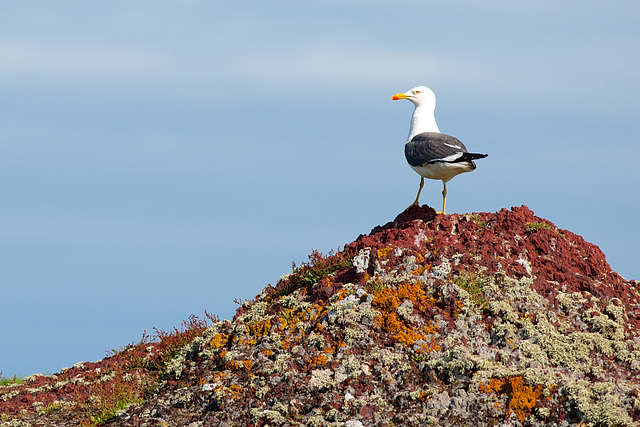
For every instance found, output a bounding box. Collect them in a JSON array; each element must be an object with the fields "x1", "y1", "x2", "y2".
[{"x1": 459, "y1": 152, "x2": 488, "y2": 162}]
